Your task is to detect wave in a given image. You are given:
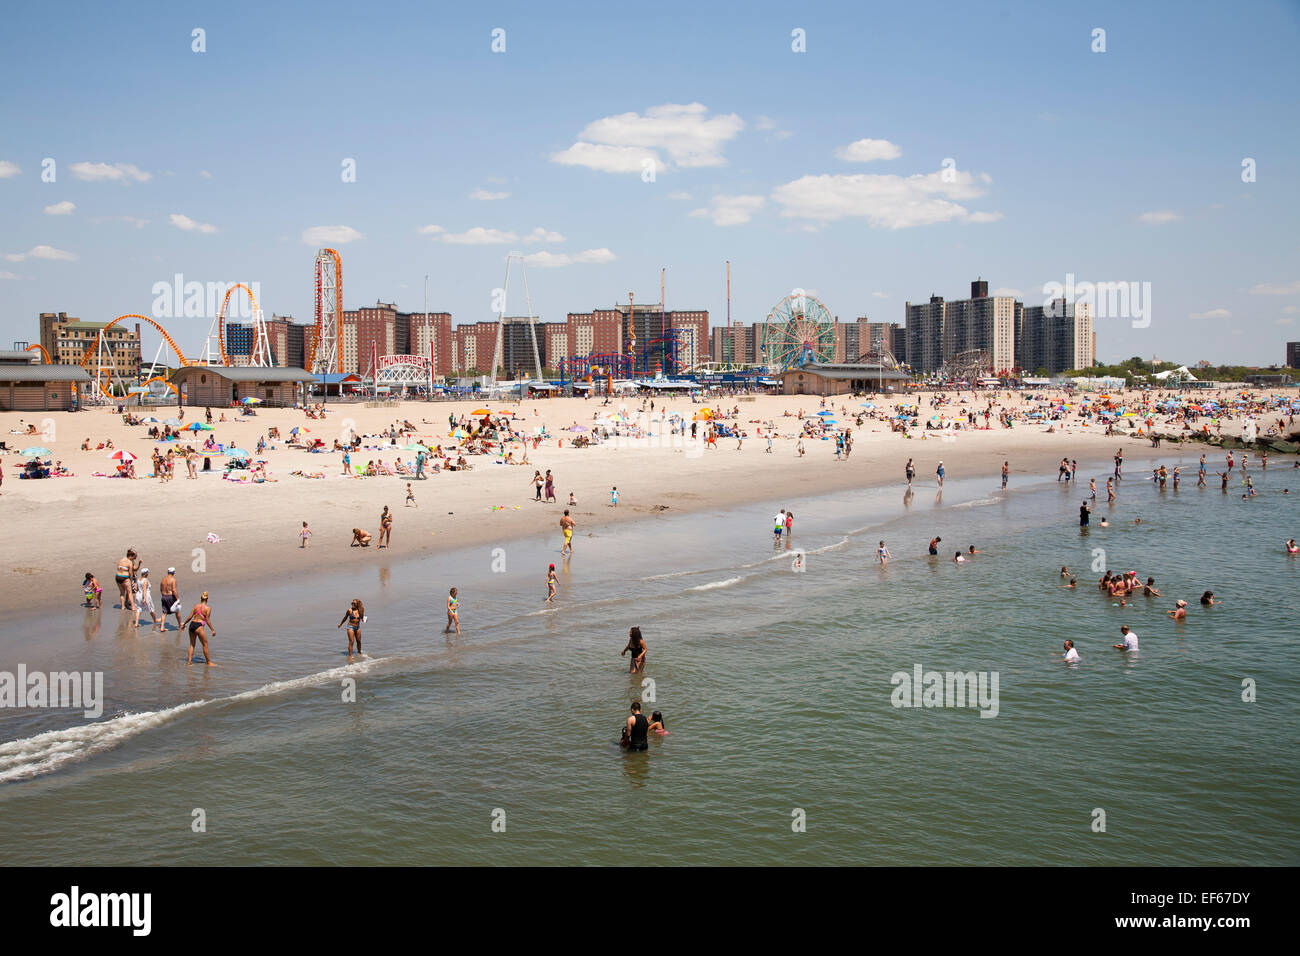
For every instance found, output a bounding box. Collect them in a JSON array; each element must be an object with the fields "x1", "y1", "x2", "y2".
[
  {"x1": 949, "y1": 497, "x2": 1002, "y2": 510},
  {"x1": 686, "y1": 576, "x2": 746, "y2": 592},
  {"x1": 0, "y1": 656, "x2": 388, "y2": 784}
]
